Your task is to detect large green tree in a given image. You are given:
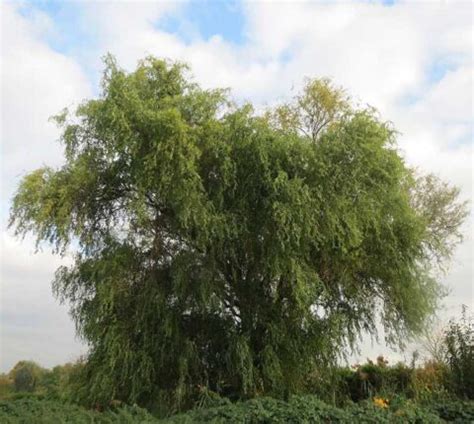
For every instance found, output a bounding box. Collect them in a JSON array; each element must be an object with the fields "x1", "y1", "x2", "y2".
[{"x1": 10, "y1": 56, "x2": 467, "y2": 409}]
